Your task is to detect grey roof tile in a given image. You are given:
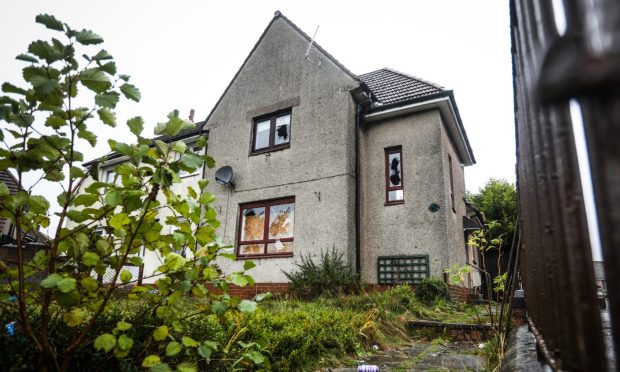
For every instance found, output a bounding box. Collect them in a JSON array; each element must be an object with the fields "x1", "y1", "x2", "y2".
[{"x1": 359, "y1": 68, "x2": 446, "y2": 106}]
